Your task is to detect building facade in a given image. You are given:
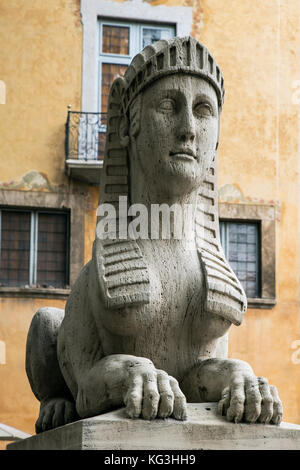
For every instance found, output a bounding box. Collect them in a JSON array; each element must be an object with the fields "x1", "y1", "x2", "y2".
[{"x1": 0, "y1": 0, "x2": 300, "y2": 443}]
